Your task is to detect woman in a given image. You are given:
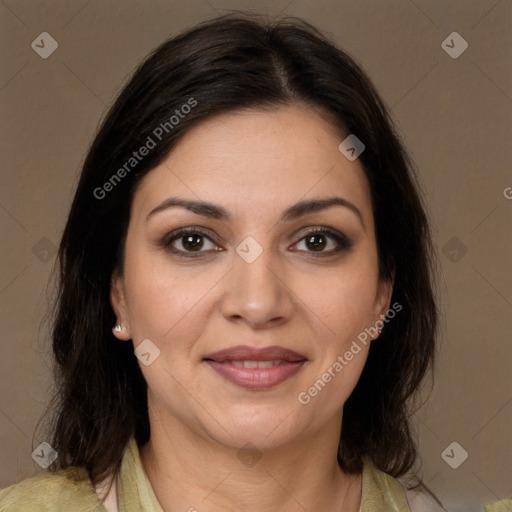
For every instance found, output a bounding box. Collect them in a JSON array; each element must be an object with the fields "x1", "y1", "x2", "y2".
[{"x1": 0, "y1": 12, "x2": 444, "y2": 511}]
